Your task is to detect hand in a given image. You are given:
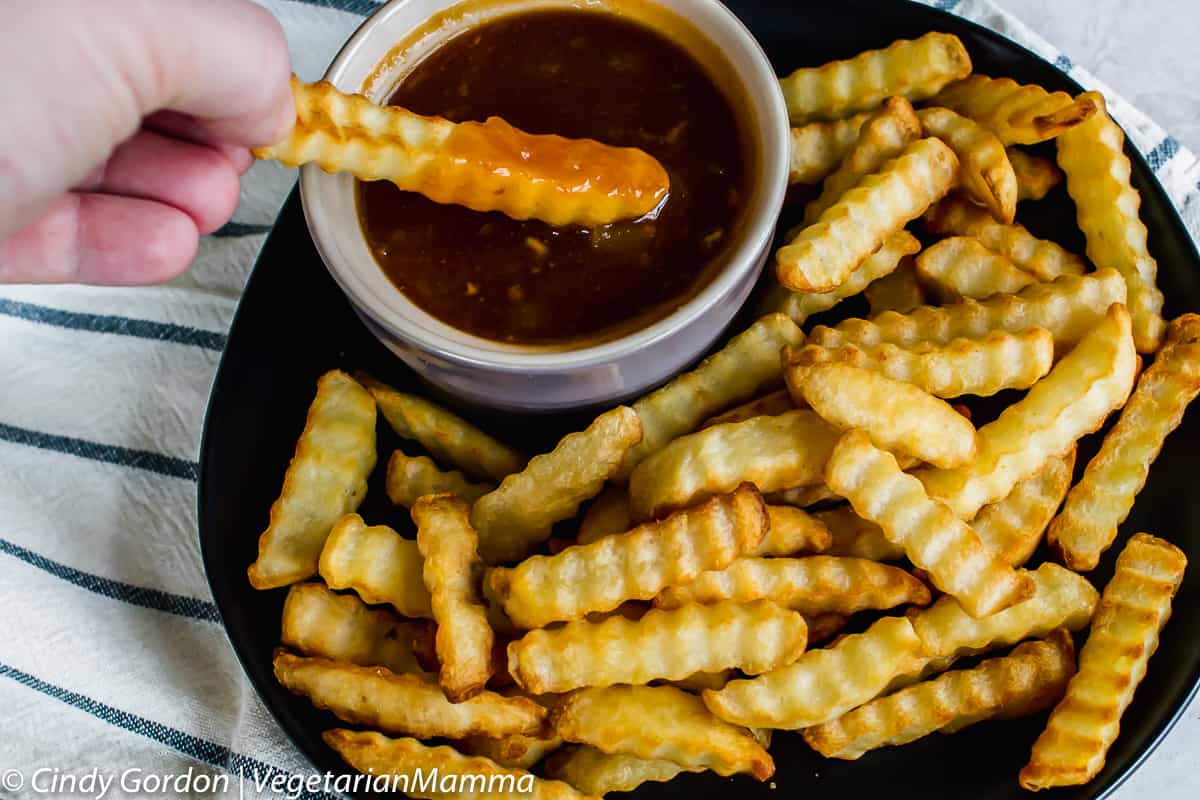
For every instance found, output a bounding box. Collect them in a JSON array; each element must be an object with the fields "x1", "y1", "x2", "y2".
[{"x1": 0, "y1": 0, "x2": 294, "y2": 285}]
